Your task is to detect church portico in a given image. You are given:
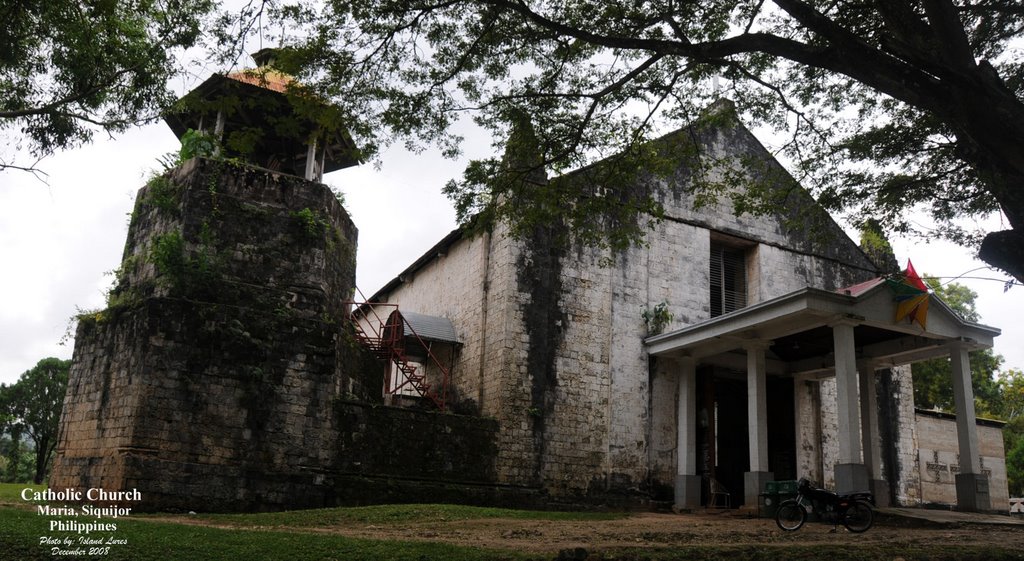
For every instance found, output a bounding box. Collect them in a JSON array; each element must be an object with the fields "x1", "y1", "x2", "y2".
[{"x1": 648, "y1": 280, "x2": 1000, "y2": 512}]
